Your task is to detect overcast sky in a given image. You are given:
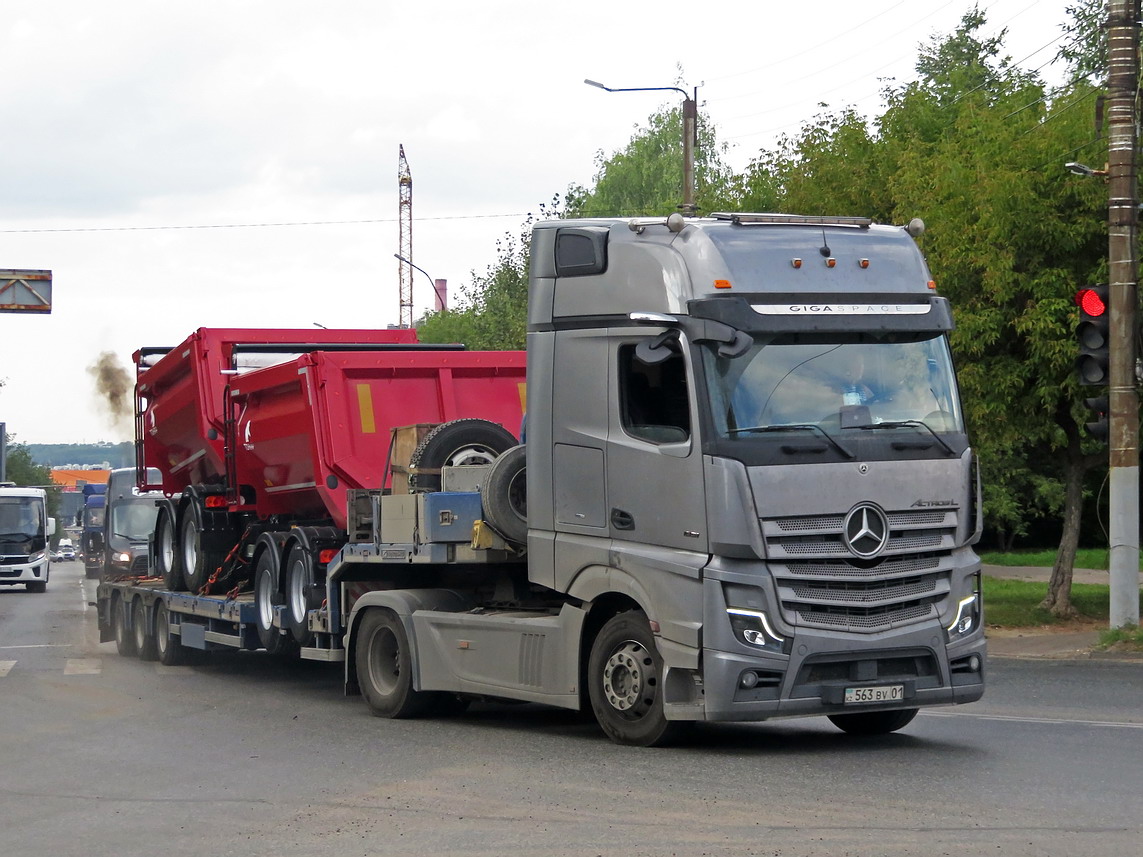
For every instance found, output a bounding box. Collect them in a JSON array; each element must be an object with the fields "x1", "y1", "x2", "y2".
[{"x1": 1, "y1": 0, "x2": 1076, "y2": 447}]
